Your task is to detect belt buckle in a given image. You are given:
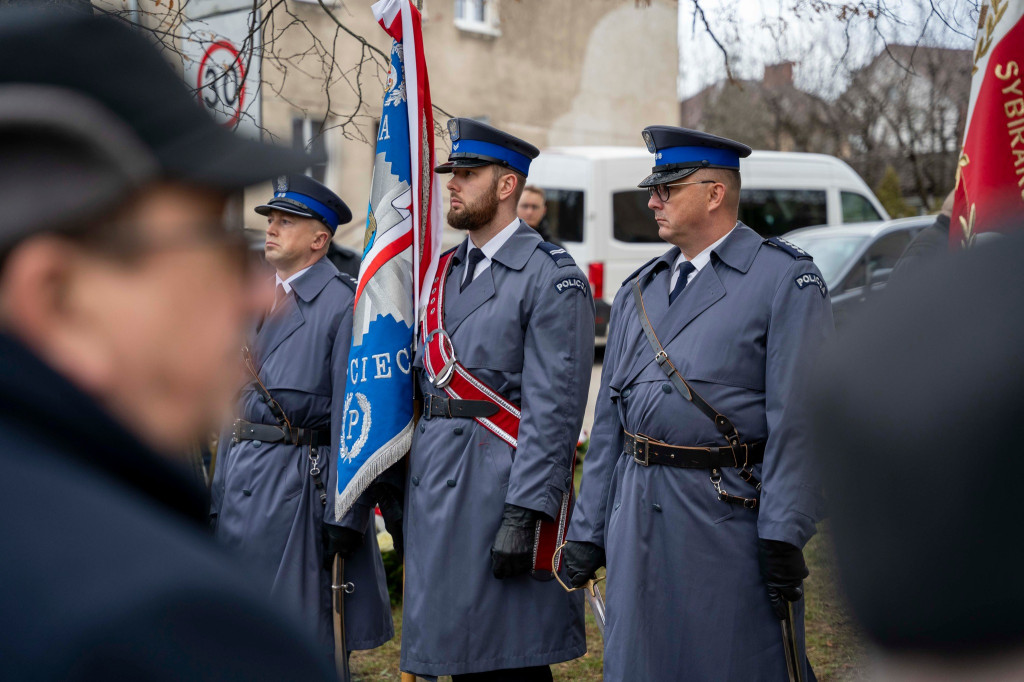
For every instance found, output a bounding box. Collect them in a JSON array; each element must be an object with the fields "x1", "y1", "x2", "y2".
[
  {"x1": 422, "y1": 395, "x2": 433, "y2": 421},
  {"x1": 232, "y1": 419, "x2": 243, "y2": 443},
  {"x1": 633, "y1": 434, "x2": 650, "y2": 466}
]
